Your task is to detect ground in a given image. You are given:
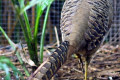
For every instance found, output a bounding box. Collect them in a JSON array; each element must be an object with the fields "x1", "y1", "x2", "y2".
[
  {"x1": 0, "y1": 44, "x2": 120, "y2": 80},
  {"x1": 55, "y1": 44, "x2": 120, "y2": 80}
]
